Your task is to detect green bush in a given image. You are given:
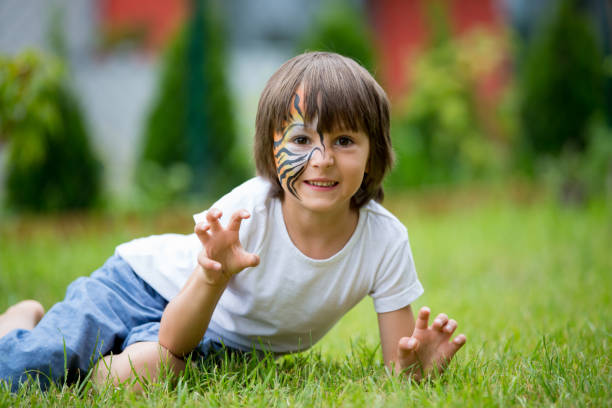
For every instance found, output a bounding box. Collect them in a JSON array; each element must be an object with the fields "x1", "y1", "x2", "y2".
[
  {"x1": 539, "y1": 117, "x2": 612, "y2": 203},
  {"x1": 296, "y1": 0, "x2": 376, "y2": 74},
  {"x1": 386, "y1": 30, "x2": 511, "y2": 190},
  {"x1": 0, "y1": 50, "x2": 102, "y2": 212},
  {"x1": 138, "y1": 0, "x2": 248, "y2": 202},
  {"x1": 519, "y1": 0, "x2": 604, "y2": 158}
]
